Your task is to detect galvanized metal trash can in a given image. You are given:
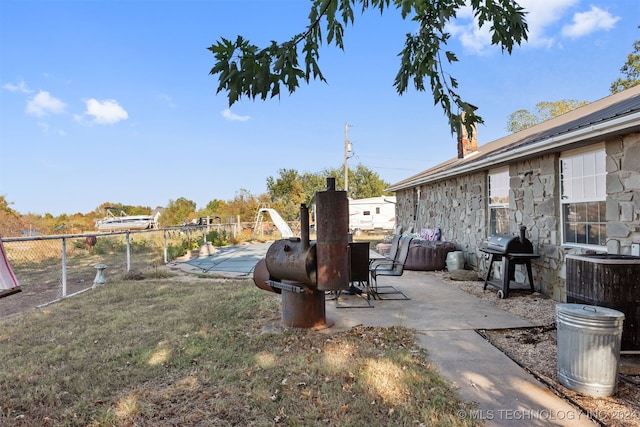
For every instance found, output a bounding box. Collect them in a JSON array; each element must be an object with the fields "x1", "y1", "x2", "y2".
[{"x1": 556, "y1": 303, "x2": 625, "y2": 397}]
